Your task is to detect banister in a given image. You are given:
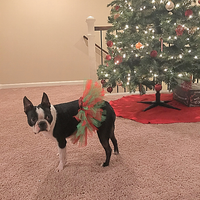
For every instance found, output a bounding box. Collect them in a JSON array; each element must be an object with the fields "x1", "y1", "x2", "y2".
[
  {"x1": 83, "y1": 35, "x2": 108, "y2": 55},
  {"x1": 94, "y1": 26, "x2": 113, "y2": 31}
]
